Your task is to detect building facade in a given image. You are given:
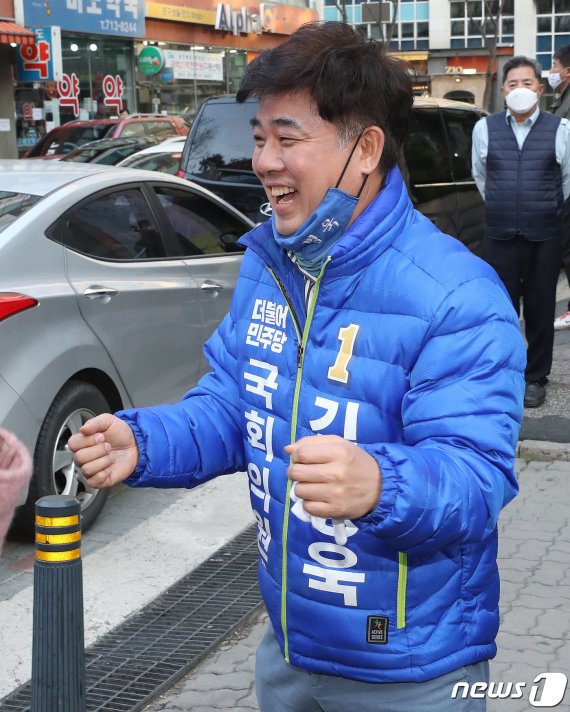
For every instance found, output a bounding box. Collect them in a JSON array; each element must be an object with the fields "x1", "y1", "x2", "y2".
[
  {"x1": 0, "y1": 0, "x2": 36, "y2": 158},
  {"x1": 2, "y1": 0, "x2": 317, "y2": 158},
  {"x1": 321, "y1": 0, "x2": 569, "y2": 111},
  {"x1": 137, "y1": 0, "x2": 318, "y2": 118}
]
